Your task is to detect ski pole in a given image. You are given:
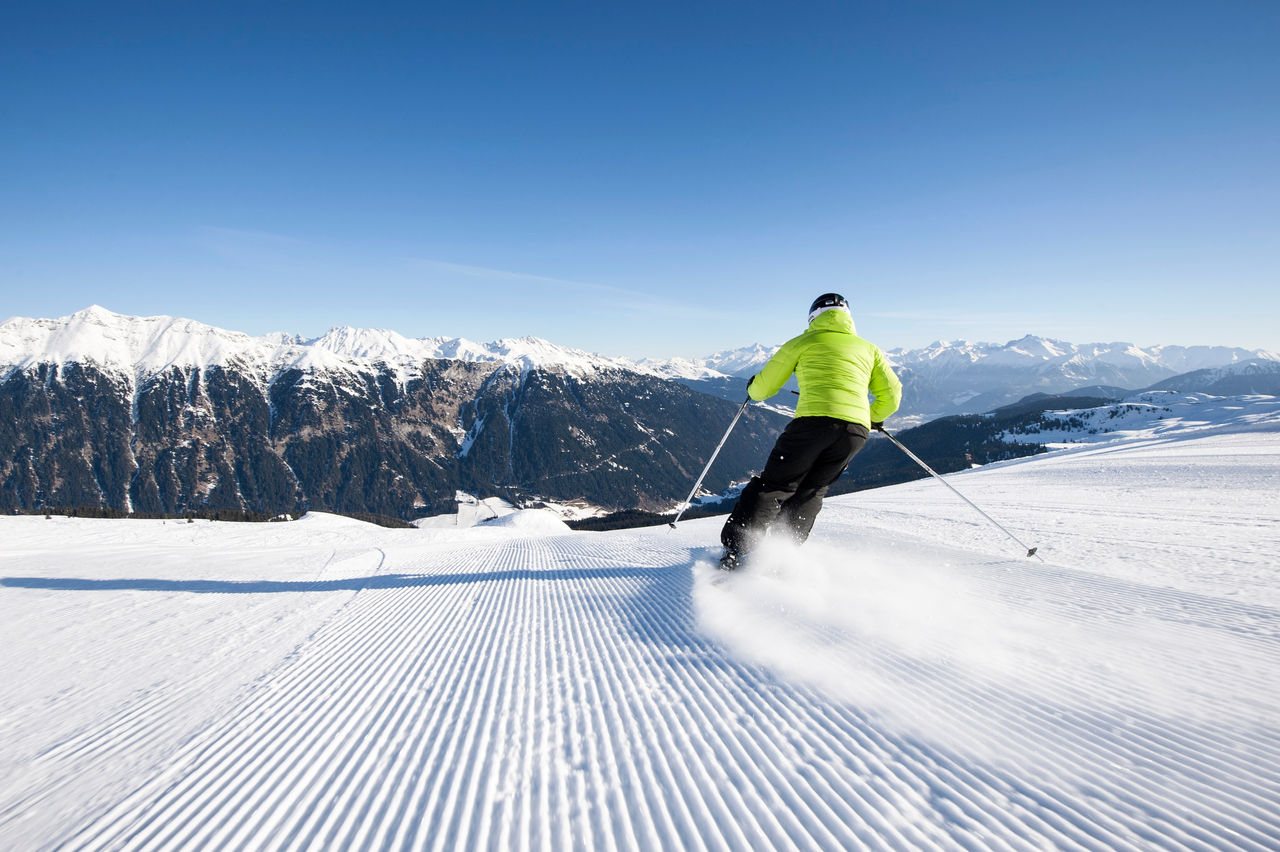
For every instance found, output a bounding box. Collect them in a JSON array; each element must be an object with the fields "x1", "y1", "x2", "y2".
[
  {"x1": 670, "y1": 397, "x2": 751, "y2": 528},
  {"x1": 876, "y1": 425, "x2": 1042, "y2": 560}
]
